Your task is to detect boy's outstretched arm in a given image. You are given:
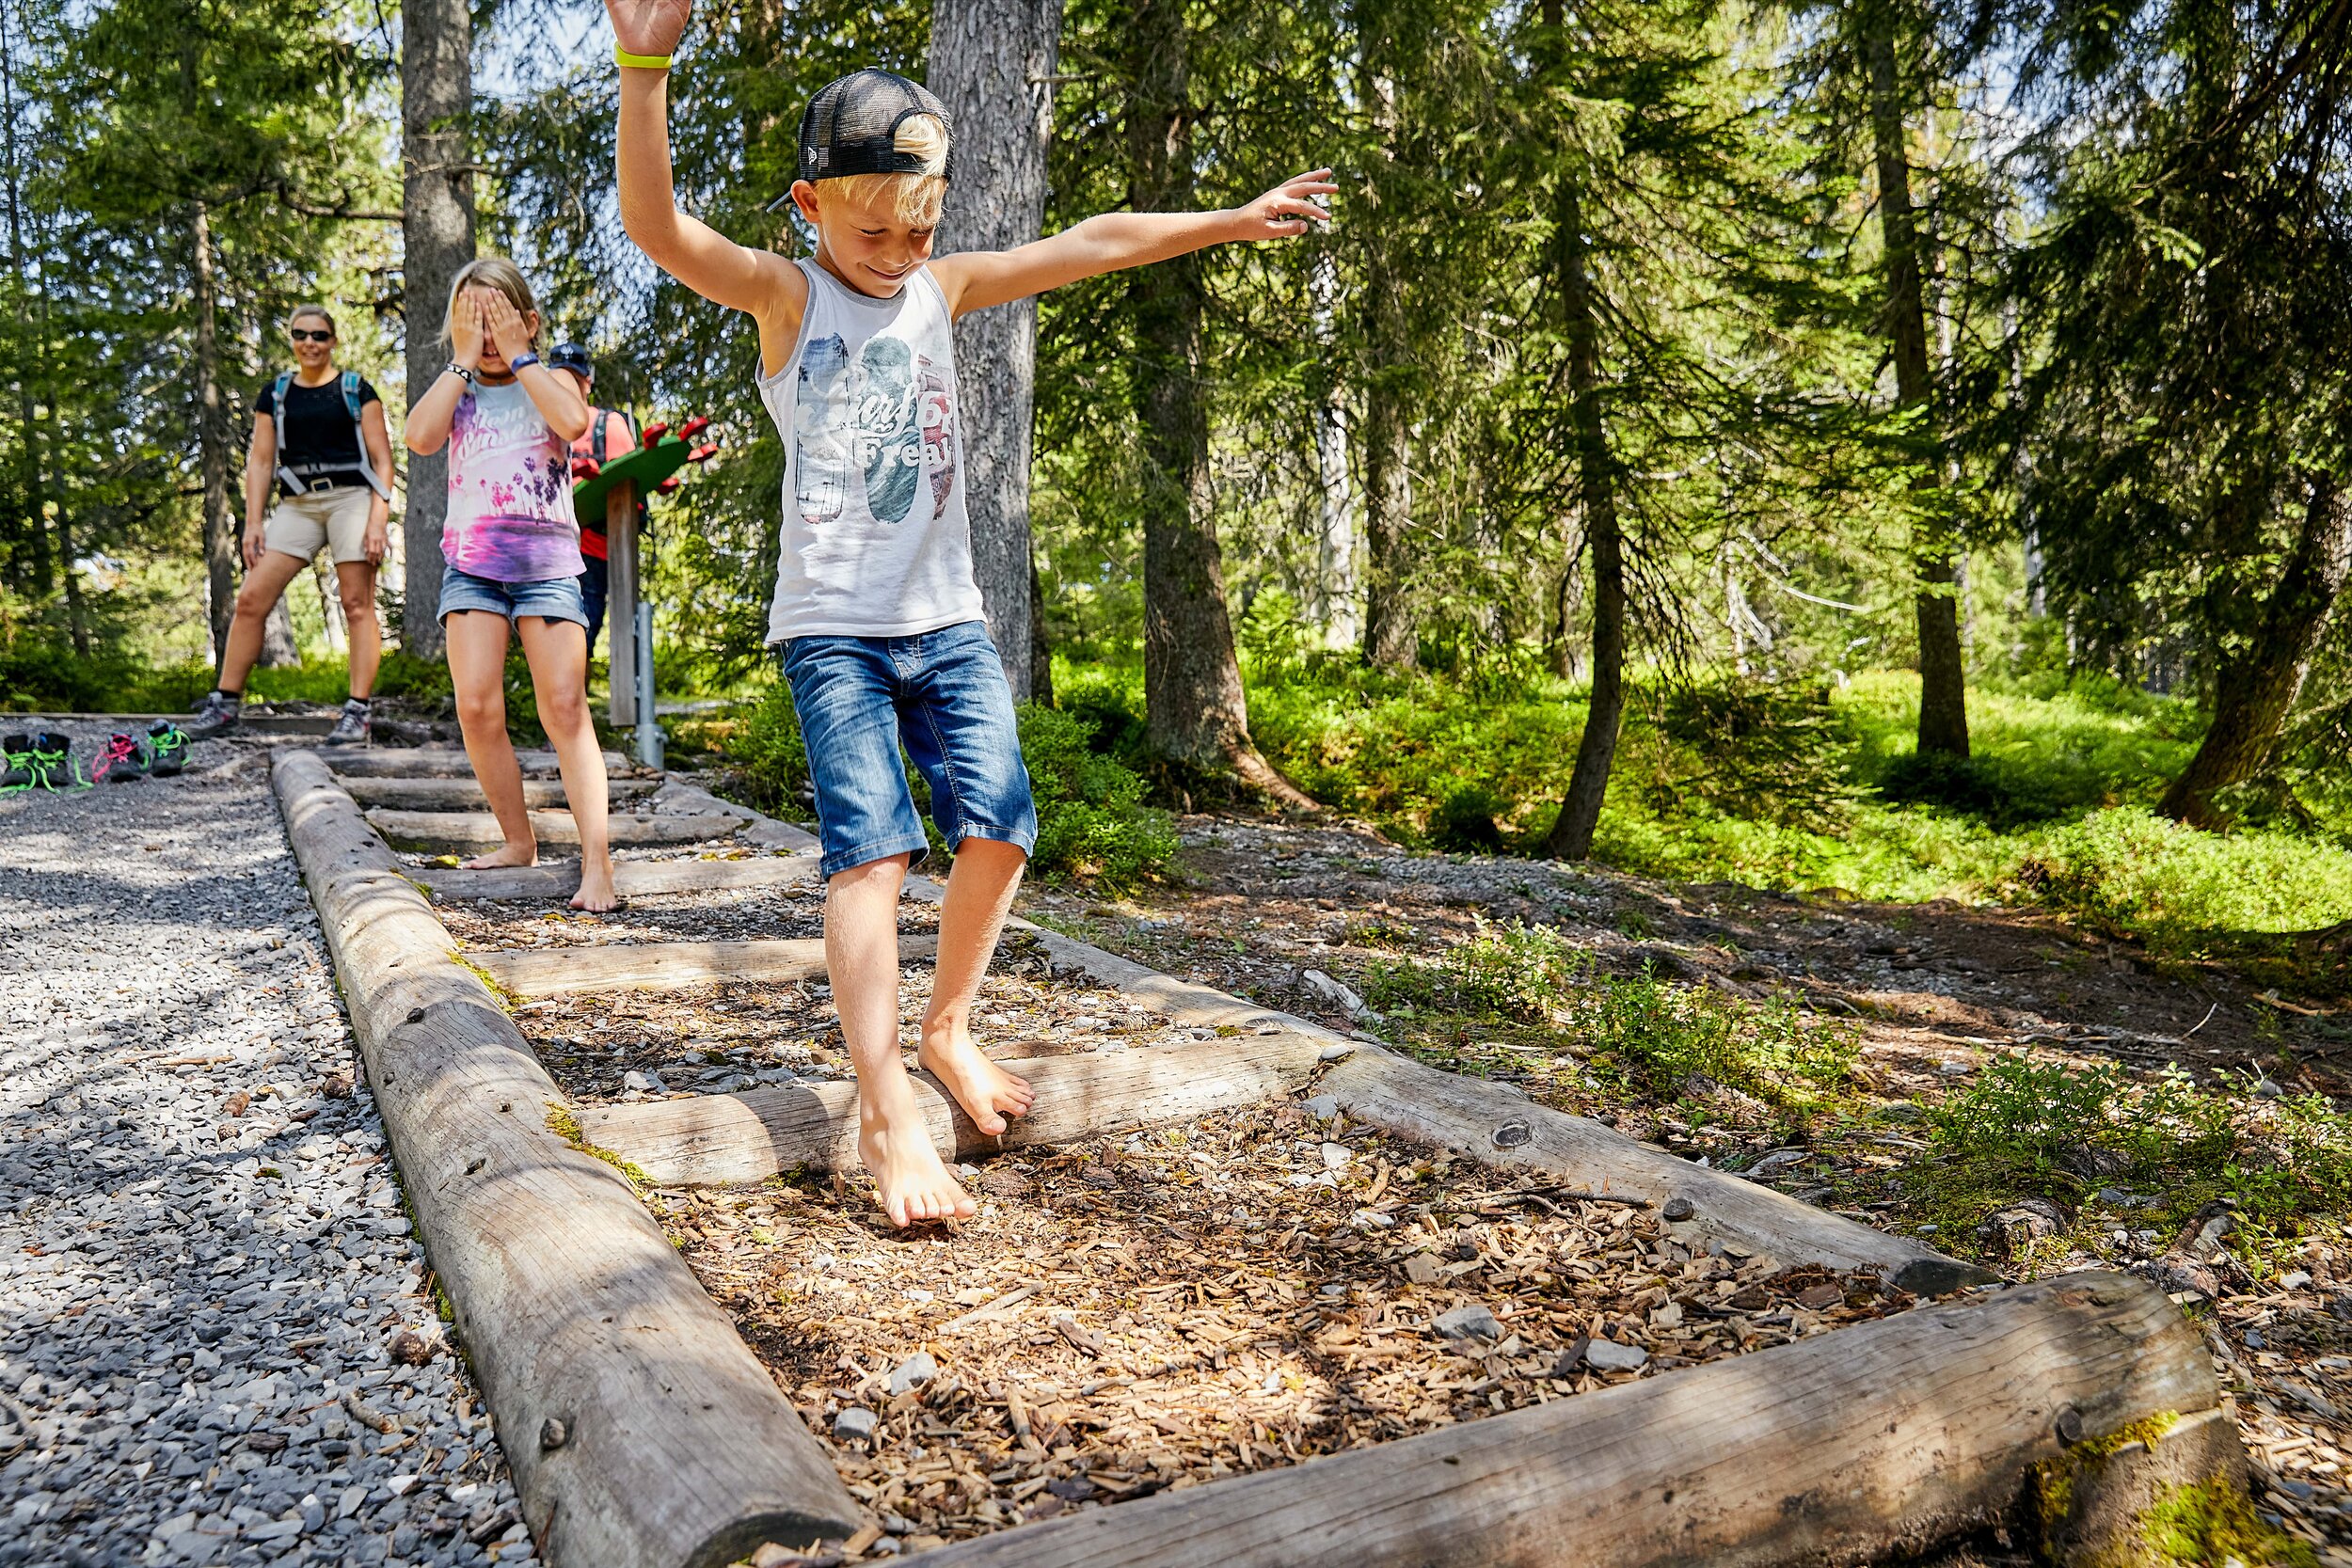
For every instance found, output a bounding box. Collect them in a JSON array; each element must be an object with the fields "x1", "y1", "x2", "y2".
[
  {"x1": 931, "y1": 170, "x2": 1338, "y2": 319},
  {"x1": 606, "y1": 0, "x2": 804, "y2": 340}
]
